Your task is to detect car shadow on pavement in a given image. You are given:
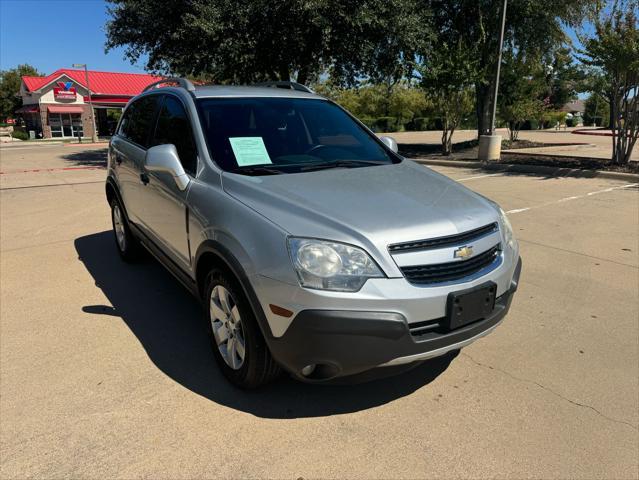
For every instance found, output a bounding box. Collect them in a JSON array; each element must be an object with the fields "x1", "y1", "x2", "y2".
[
  {"x1": 62, "y1": 148, "x2": 108, "y2": 168},
  {"x1": 75, "y1": 231, "x2": 457, "y2": 419}
]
